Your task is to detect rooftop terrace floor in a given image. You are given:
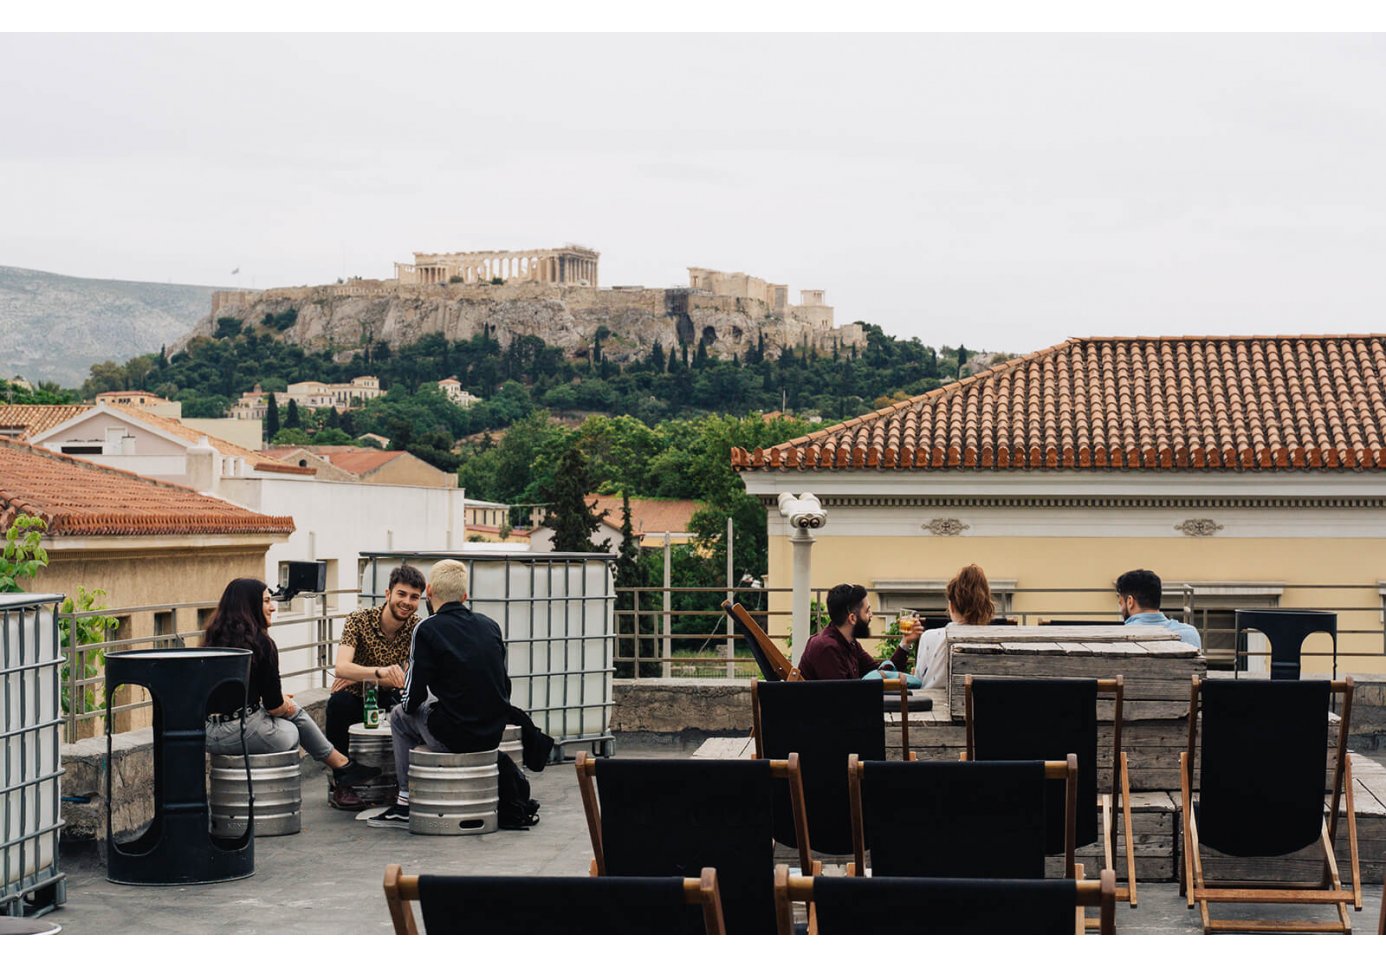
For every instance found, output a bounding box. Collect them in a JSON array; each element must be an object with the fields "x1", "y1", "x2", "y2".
[{"x1": 47, "y1": 745, "x2": 1386, "y2": 935}]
